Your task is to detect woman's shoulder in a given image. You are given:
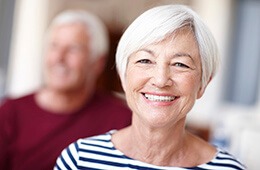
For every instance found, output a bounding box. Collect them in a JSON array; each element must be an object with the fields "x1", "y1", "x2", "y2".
[
  {"x1": 187, "y1": 133, "x2": 245, "y2": 169},
  {"x1": 208, "y1": 147, "x2": 246, "y2": 169},
  {"x1": 79, "y1": 130, "x2": 114, "y2": 143},
  {"x1": 55, "y1": 131, "x2": 118, "y2": 166},
  {"x1": 75, "y1": 130, "x2": 116, "y2": 150}
]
